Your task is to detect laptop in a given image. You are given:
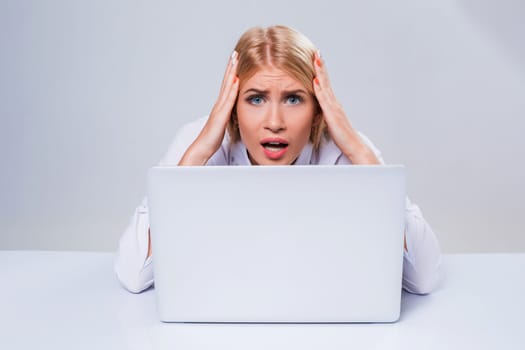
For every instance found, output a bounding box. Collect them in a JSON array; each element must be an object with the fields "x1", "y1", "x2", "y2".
[{"x1": 147, "y1": 165, "x2": 405, "y2": 323}]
